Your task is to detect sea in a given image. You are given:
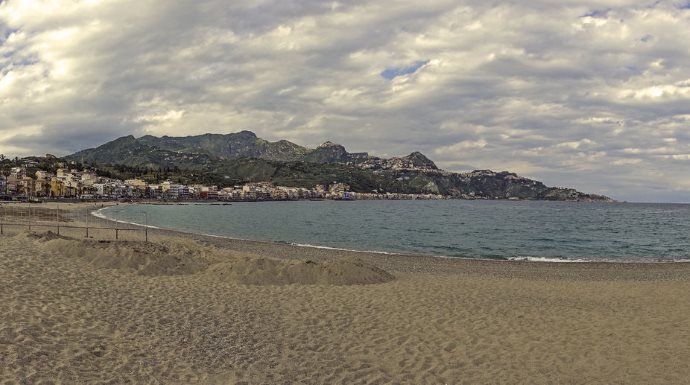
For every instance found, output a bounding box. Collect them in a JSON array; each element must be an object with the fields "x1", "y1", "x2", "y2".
[{"x1": 95, "y1": 200, "x2": 690, "y2": 262}]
